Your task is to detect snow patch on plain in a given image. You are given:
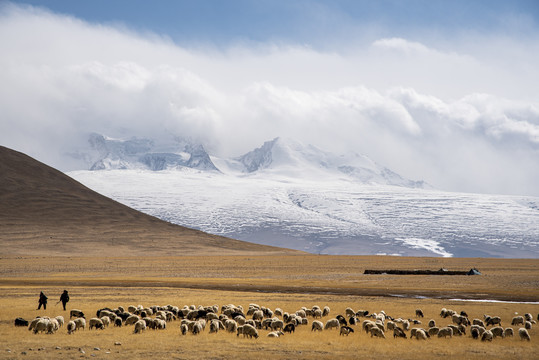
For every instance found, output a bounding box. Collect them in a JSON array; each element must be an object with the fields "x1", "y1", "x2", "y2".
[{"x1": 396, "y1": 238, "x2": 453, "y2": 257}]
